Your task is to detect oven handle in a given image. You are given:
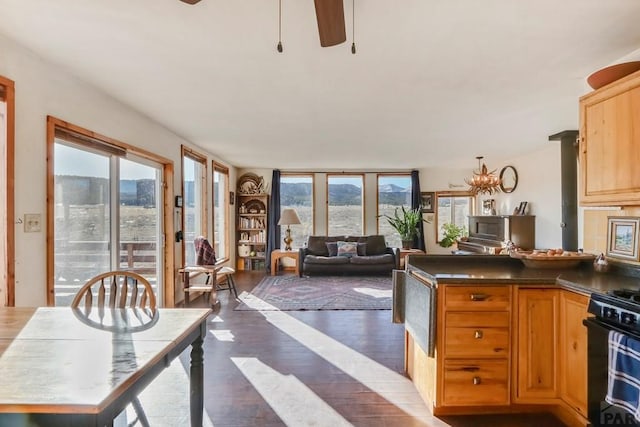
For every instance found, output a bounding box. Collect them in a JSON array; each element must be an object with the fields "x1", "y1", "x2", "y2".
[{"x1": 583, "y1": 316, "x2": 640, "y2": 339}]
